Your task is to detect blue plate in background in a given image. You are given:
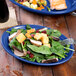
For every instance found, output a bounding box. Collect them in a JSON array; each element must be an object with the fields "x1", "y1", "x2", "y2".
[
  {"x1": 10, "y1": 0, "x2": 76, "y2": 15},
  {"x1": 1, "y1": 25, "x2": 74, "y2": 66}
]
